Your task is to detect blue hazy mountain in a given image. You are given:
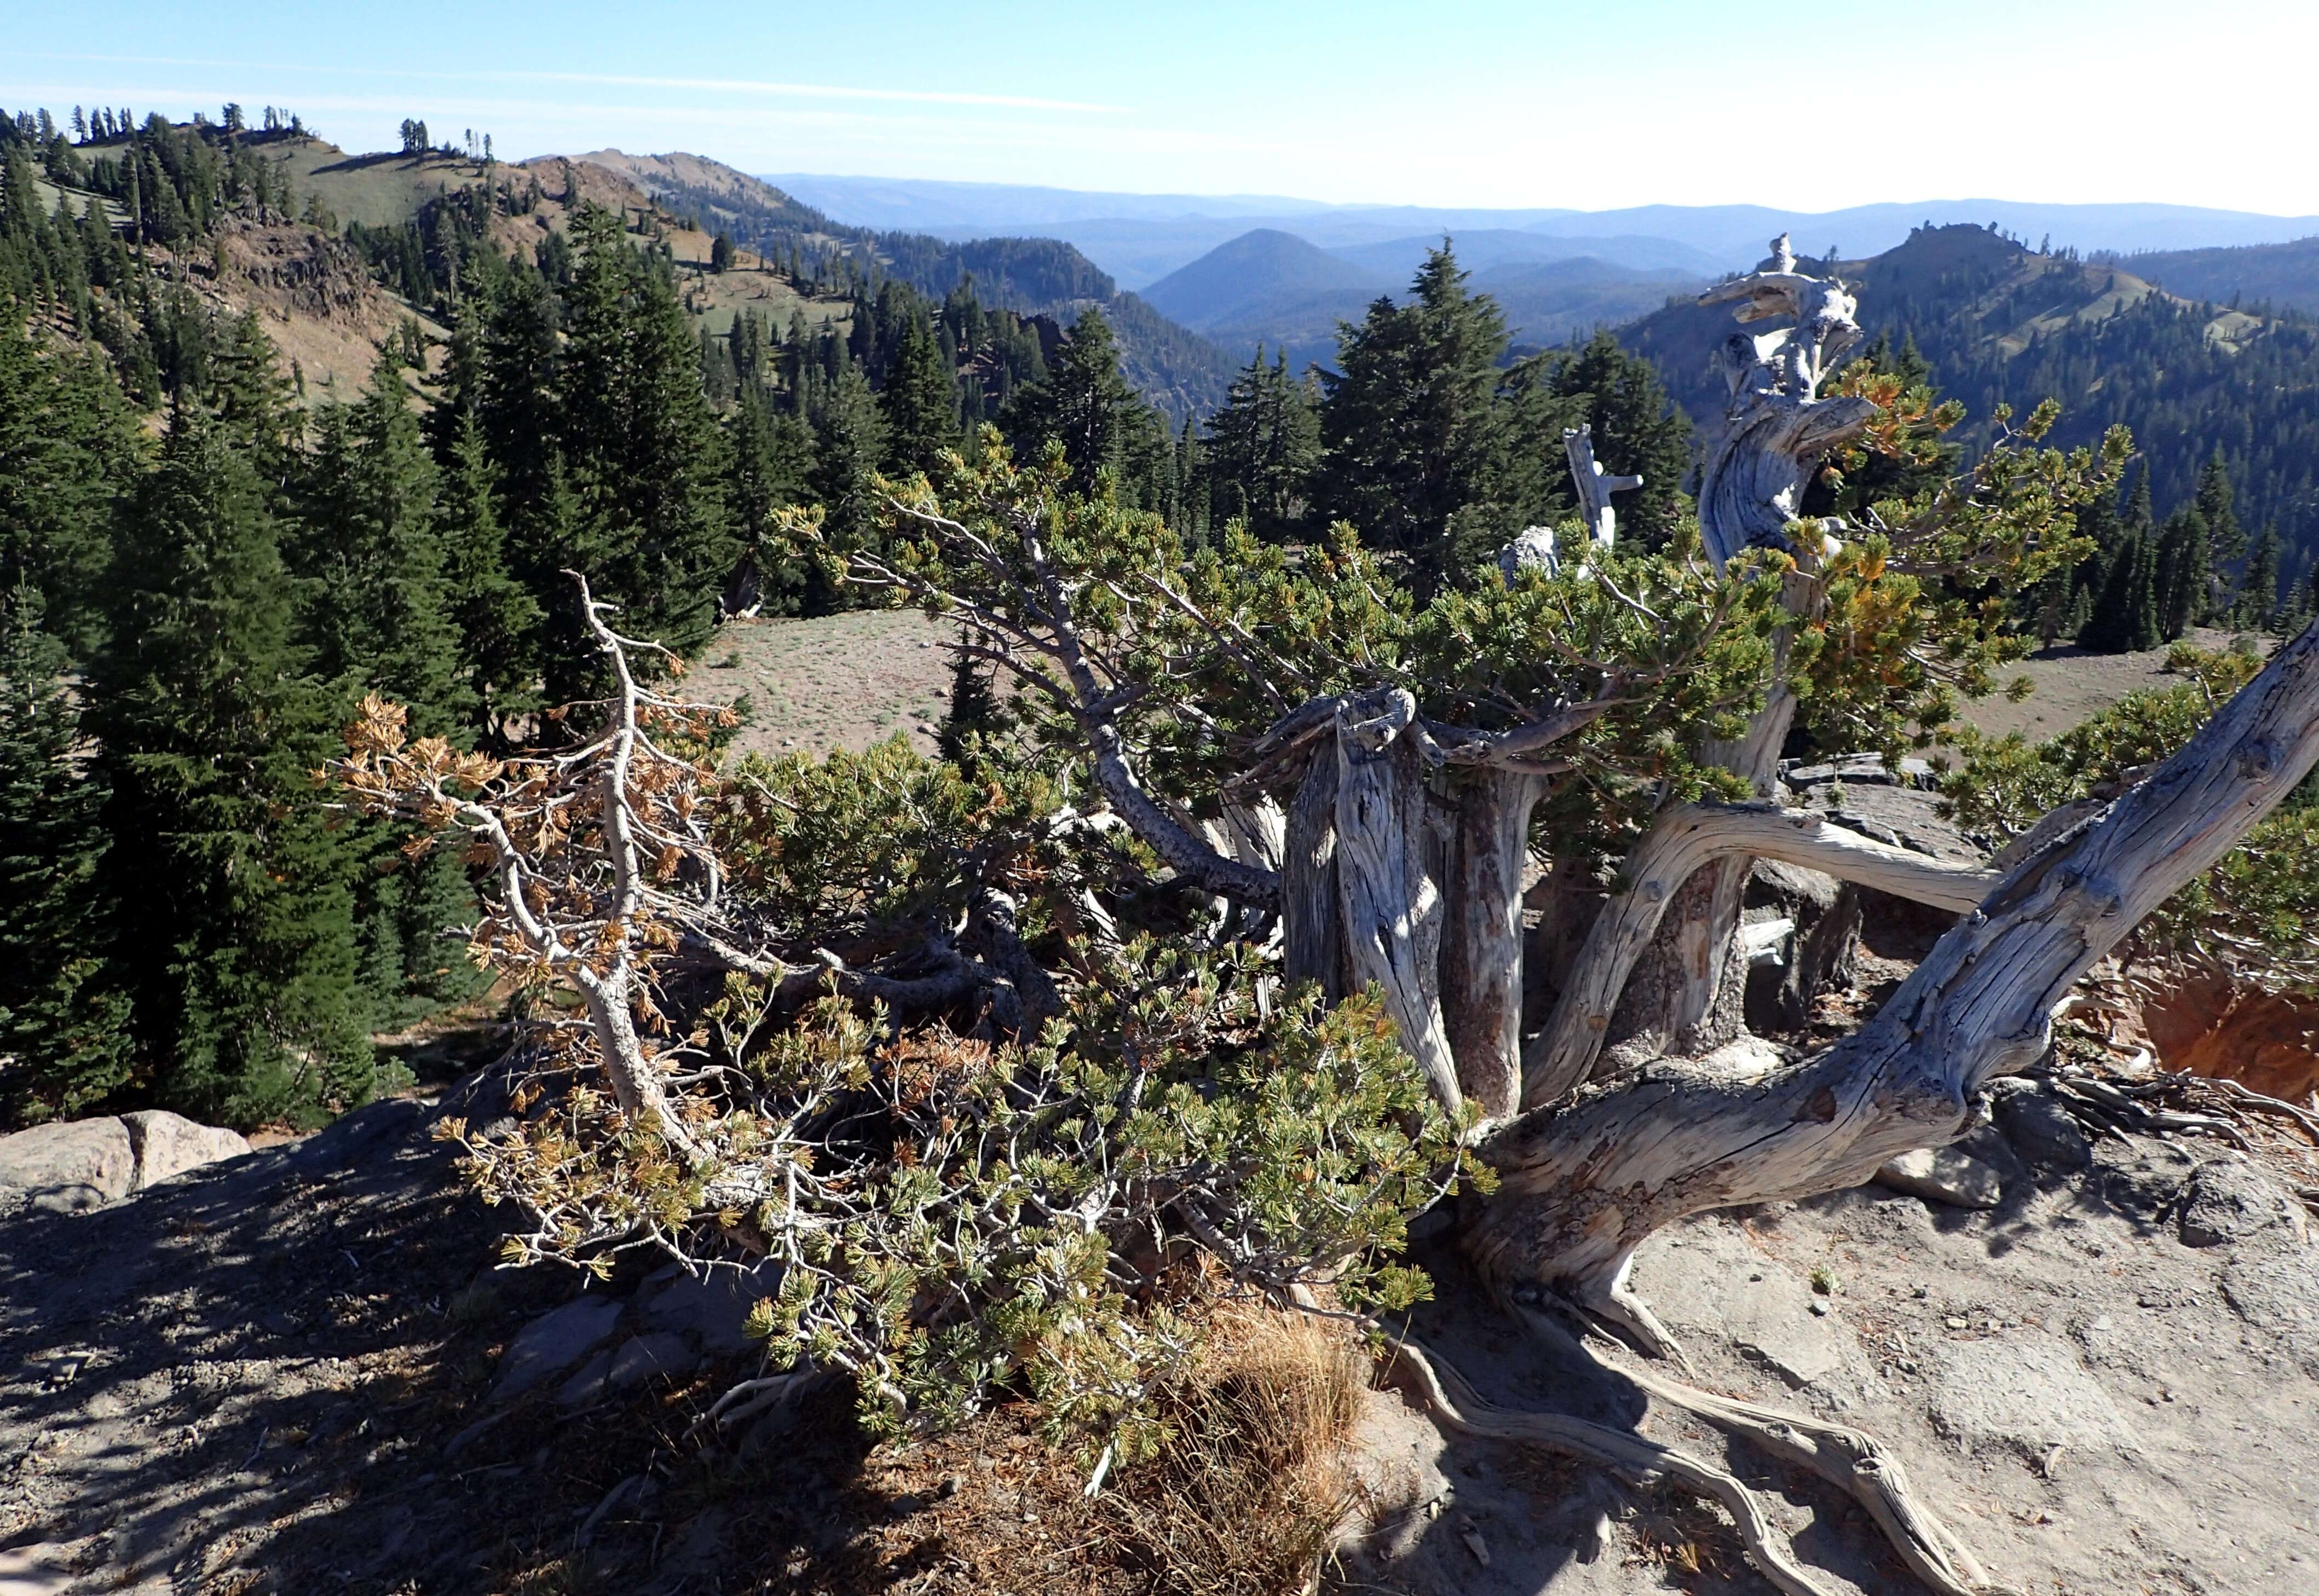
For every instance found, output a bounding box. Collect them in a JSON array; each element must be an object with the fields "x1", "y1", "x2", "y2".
[
  {"x1": 1139, "y1": 228, "x2": 1706, "y2": 372},
  {"x1": 767, "y1": 175, "x2": 2319, "y2": 292}
]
